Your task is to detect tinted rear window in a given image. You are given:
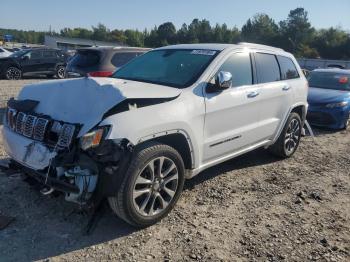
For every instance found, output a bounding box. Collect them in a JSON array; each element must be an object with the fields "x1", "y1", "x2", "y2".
[
  {"x1": 255, "y1": 53, "x2": 281, "y2": 83},
  {"x1": 277, "y1": 56, "x2": 299, "y2": 80},
  {"x1": 111, "y1": 52, "x2": 143, "y2": 67},
  {"x1": 69, "y1": 50, "x2": 100, "y2": 67},
  {"x1": 308, "y1": 71, "x2": 350, "y2": 91}
]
